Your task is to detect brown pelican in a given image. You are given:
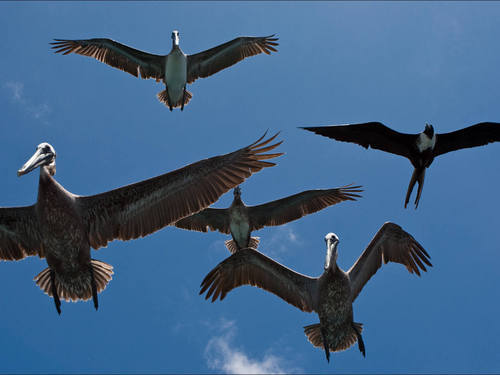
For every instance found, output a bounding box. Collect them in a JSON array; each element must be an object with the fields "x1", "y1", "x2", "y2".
[
  {"x1": 51, "y1": 31, "x2": 278, "y2": 111},
  {"x1": 200, "y1": 222, "x2": 431, "y2": 362},
  {"x1": 1, "y1": 133, "x2": 282, "y2": 314},
  {"x1": 301, "y1": 122, "x2": 500, "y2": 208},
  {"x1": 175, "y1": 185, "x2": 362, "y2": 253}
]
